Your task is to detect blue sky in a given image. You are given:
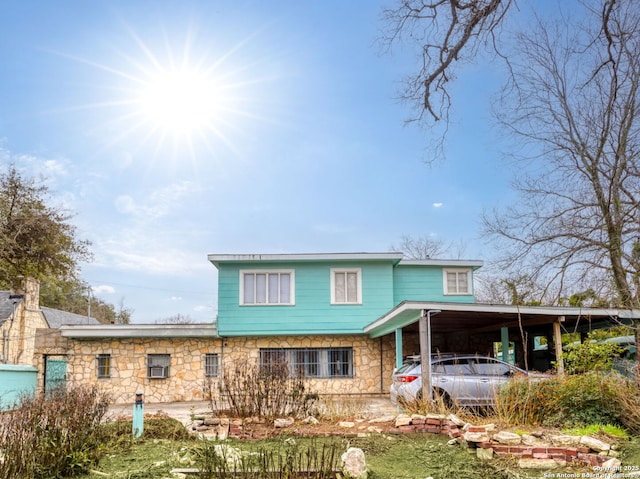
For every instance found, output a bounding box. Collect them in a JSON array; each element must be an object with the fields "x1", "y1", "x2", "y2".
[{"x1": 0, "y1": 0, "x2": 514, "y2": 323}]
